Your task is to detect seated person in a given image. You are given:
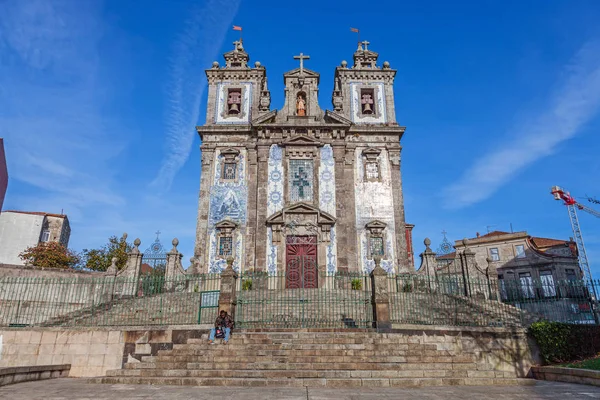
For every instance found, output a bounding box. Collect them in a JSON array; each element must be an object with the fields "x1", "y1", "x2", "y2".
[{"x1": 208, "y1": 310, "x2": 234, "y2": 344}]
